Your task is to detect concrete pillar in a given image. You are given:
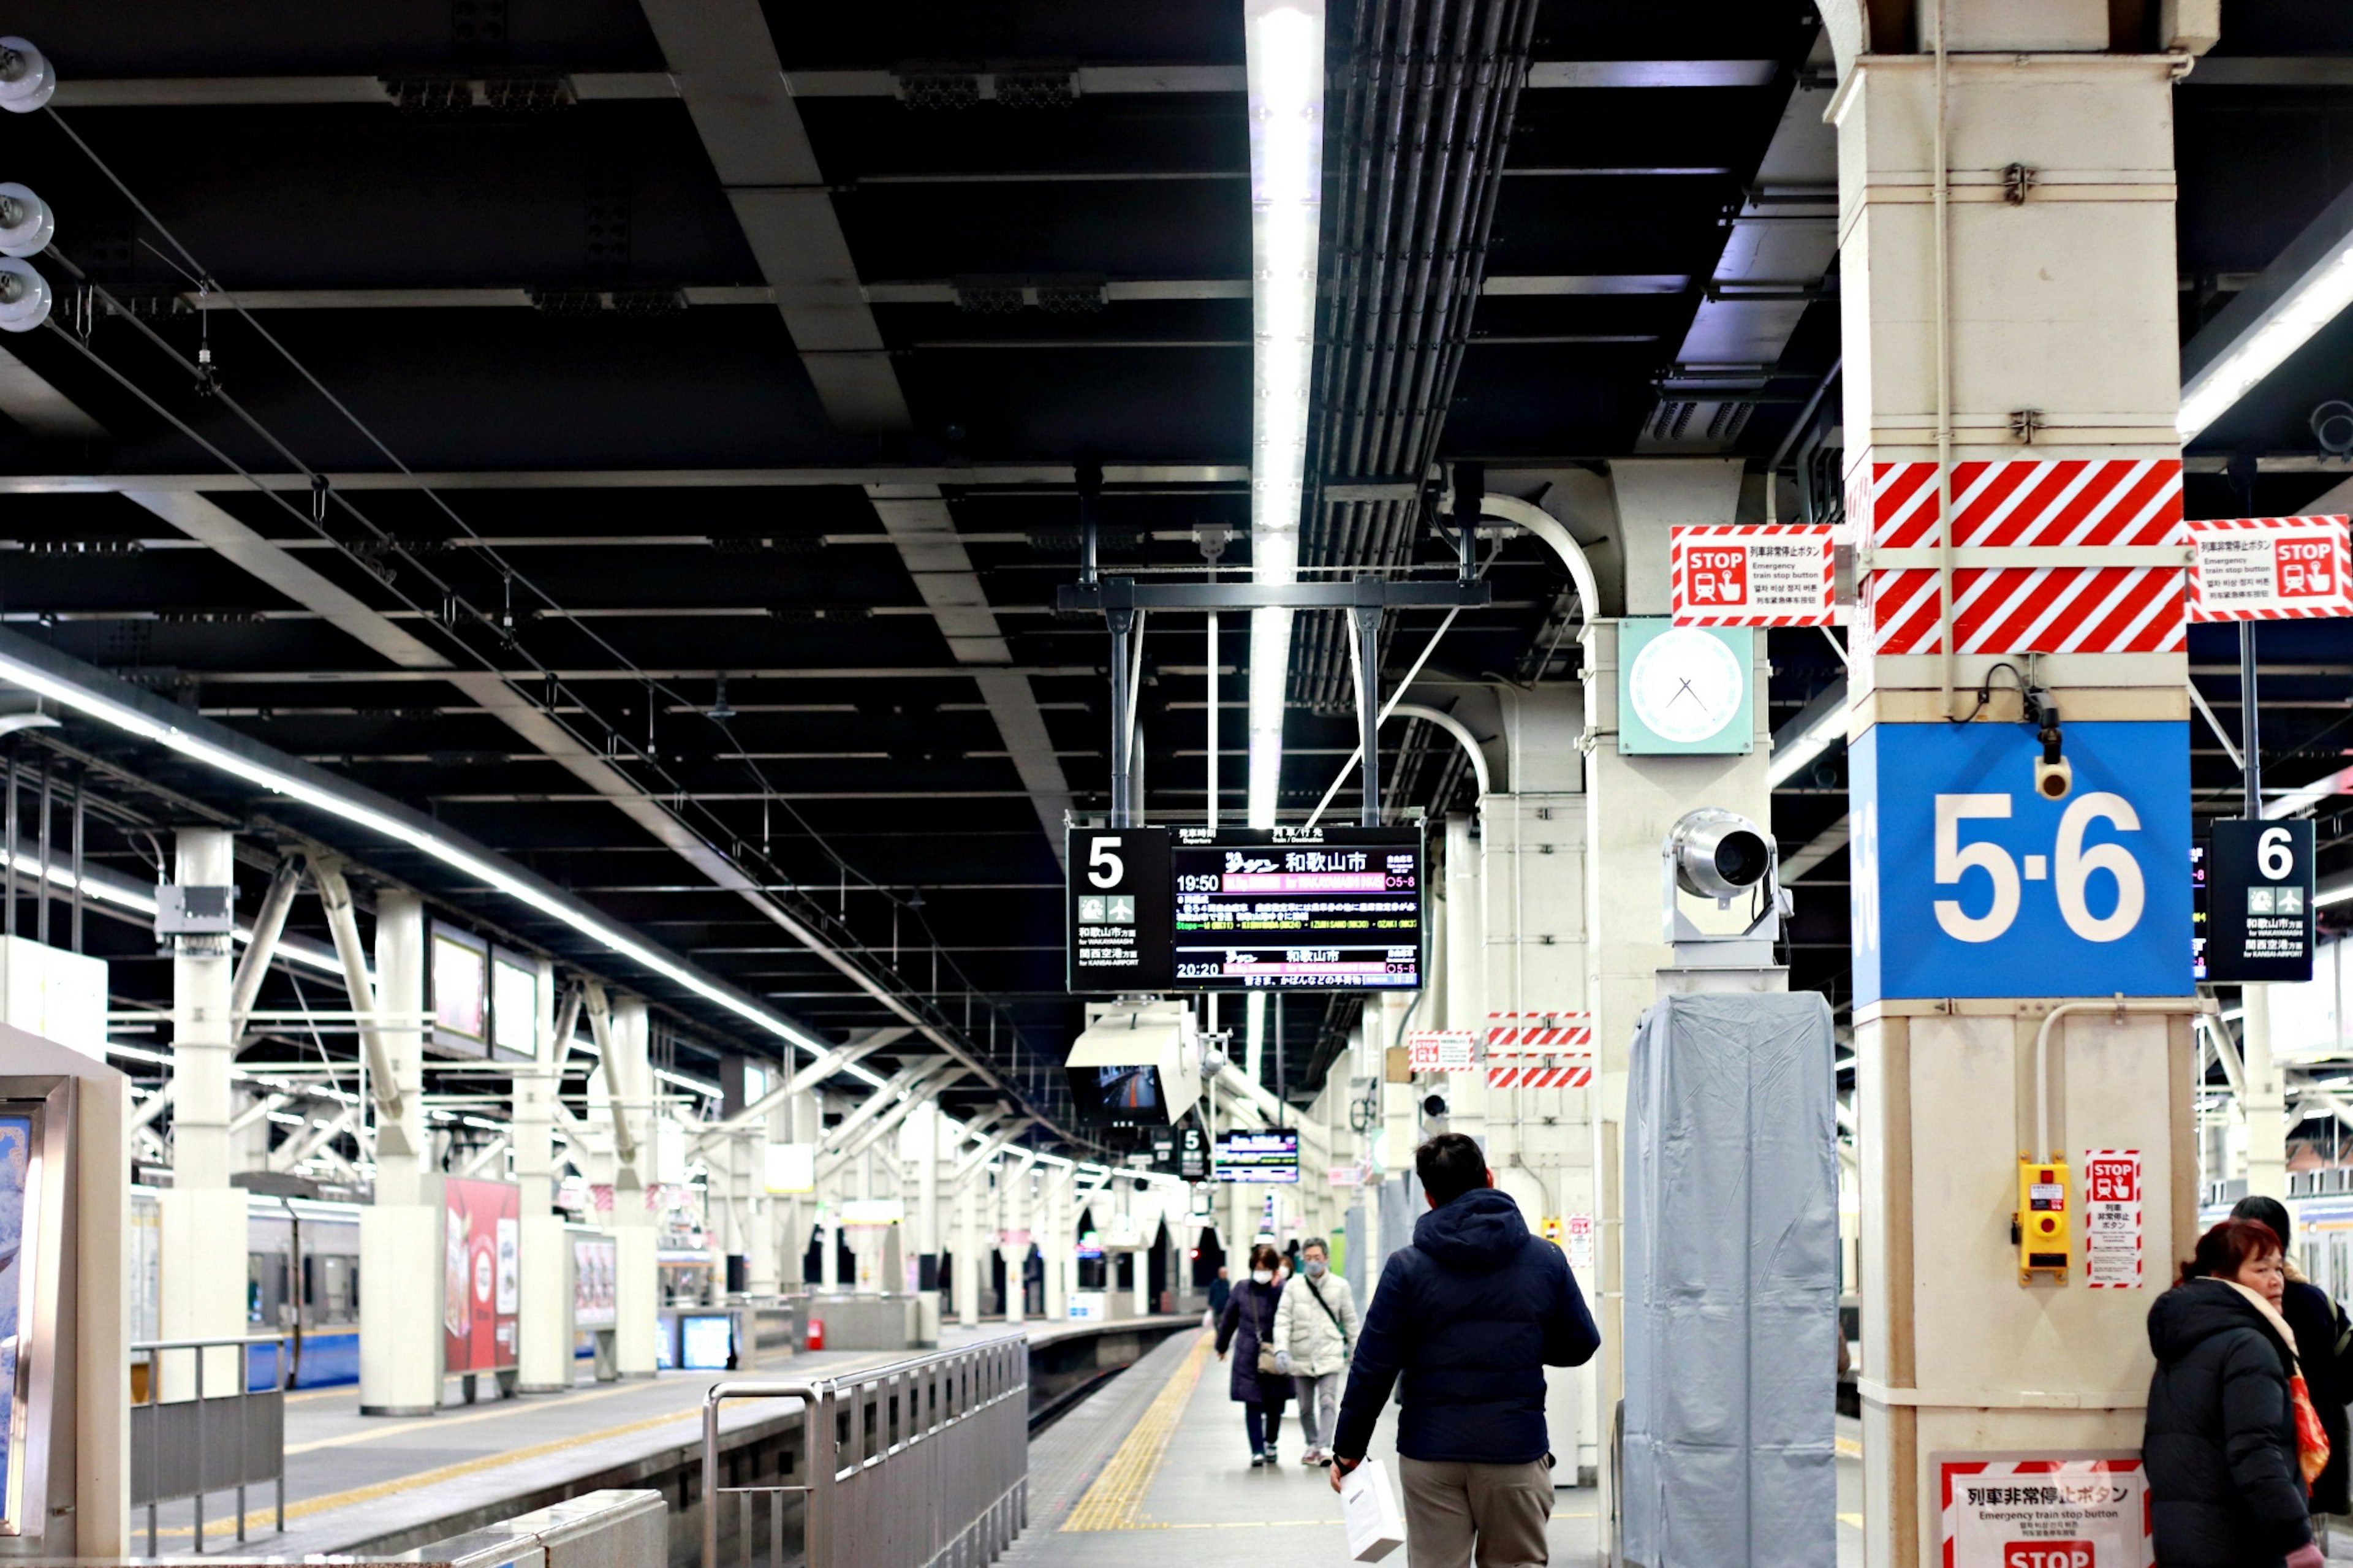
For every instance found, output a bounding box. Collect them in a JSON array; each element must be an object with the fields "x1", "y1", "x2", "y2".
[
  {"x1": 2241, "y1": 986, "x2": 2289, "y2": 1199},
  {"x1": 1129, "y1": 1181, "x2": 1150, "y2": 1317},
  {"x1": 517, "y1": 959, "x2": 569, "y2": 1392},
  {"x1": 1825, "y1": 20, "x2": 2203, "y2": 1564},
  {"x1": 1442, "y1": 813, "x2": 1481, "y2": 1032},
  {"x1": 915, "y1": 1100, "x2": 942, "y2": 1290},
  {"x1": 956, "y1": 1175, "x2": 981, "y2": 1327},
  {"x1": 818, "y1": 1092, "x2": 841, "y2": 1292},
  {"x1": 1043, "y1": 1166, "x2": 1072, "y2": 1322},
  {"x1": 159, "y1": 828, "x2": 243, "y2": 1399},
  {"x1": 999, "y1": 1156, "x2": 1029, "y2": 1324},
  {"x1": 609, "y1": 996, "x2": 659, "y2": 1377},
  {"x1": 360, "y1": 889, "x2": 437, "y2": 1414}
]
